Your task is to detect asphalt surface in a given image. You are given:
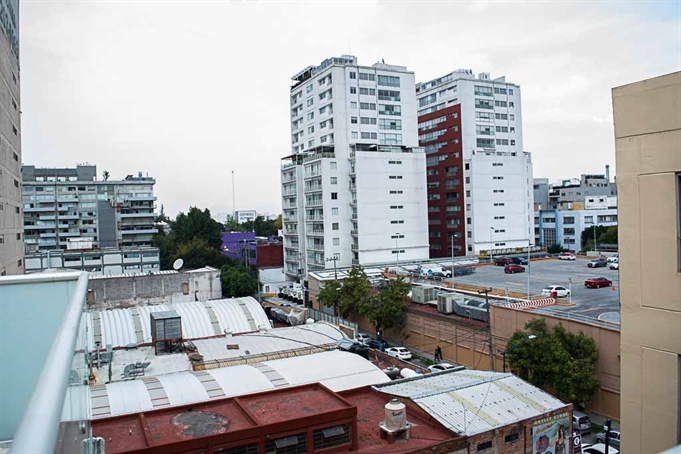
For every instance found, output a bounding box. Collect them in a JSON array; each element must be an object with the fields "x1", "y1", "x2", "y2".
[{"x1": 449, "y1": 258, "x2": 620, "y2": 318}]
